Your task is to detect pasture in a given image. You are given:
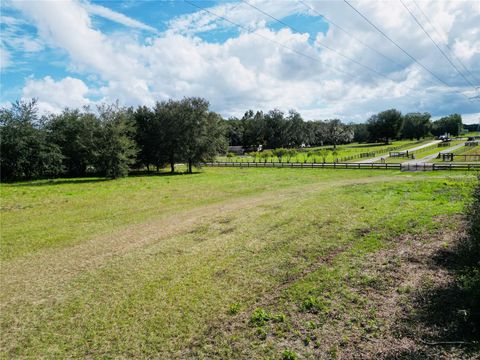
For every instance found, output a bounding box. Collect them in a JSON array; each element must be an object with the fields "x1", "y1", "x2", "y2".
[
  {"x1": 1, "y1": 168, "x2": 478, "y2": 358},
  {"x1": 219, "y1": 140, "x2": 426, "y2": 163},
  {"x1": 376, "y1": 140, "x2": 464, "y2": 164}
]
